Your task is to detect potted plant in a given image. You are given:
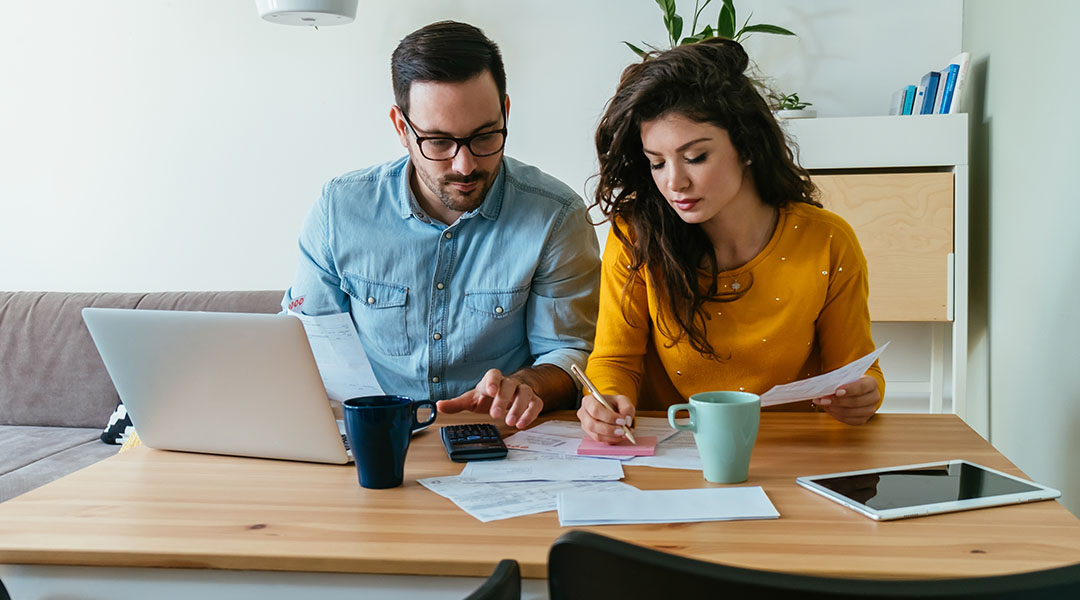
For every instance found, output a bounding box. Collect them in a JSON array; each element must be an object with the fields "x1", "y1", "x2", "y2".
[
  {"x1": 625, "y1": 0, "x2": 811, "y2": 116},
  {"x1": 769, "y1": 91, "x2": 816, "y2": 119}
]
